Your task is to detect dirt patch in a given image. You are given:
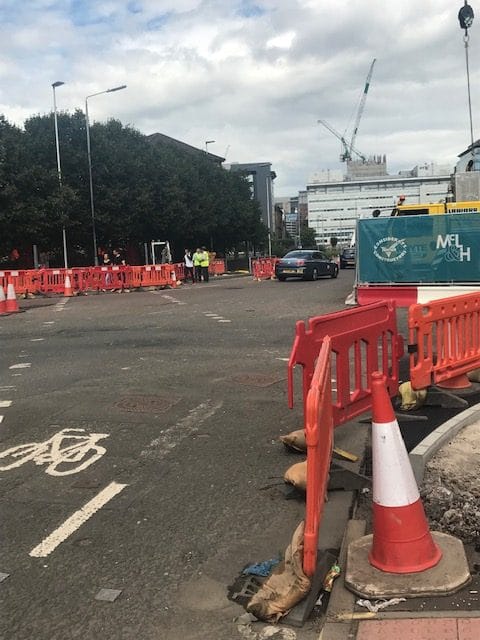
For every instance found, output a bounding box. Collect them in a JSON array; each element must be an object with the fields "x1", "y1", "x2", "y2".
[{"x1": 421, "y1": 420, "x2": 480, "y2": 545}]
